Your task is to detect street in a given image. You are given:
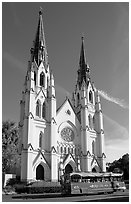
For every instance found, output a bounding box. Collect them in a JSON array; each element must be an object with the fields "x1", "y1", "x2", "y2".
[{"x1": 2, "y1": 189, "x2": 129, "y2": 202}]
